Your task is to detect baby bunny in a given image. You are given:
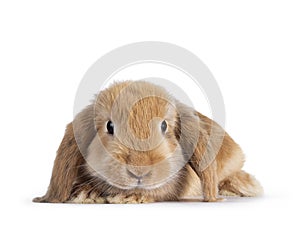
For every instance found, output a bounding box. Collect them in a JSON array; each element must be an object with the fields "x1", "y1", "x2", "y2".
[{"x1": 33, "y1": 81, "x2": 263, "y2": 203}]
